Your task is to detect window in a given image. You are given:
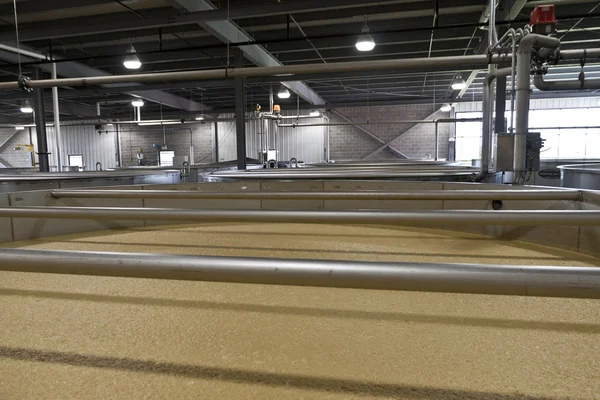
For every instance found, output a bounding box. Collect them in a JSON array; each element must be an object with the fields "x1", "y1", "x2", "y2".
[
  {"x1": 455, "y1": 112, "x2": 483, "y2": 162},
  {"x1": 456, "y1": 107, "x2": 600, "y2": 161},
  {"x1": 68, "y1": 155, "x2": 84, "y2": 170},
  {"x1": 159, "y1": 151, "x2": 175, "y2": 166}
]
